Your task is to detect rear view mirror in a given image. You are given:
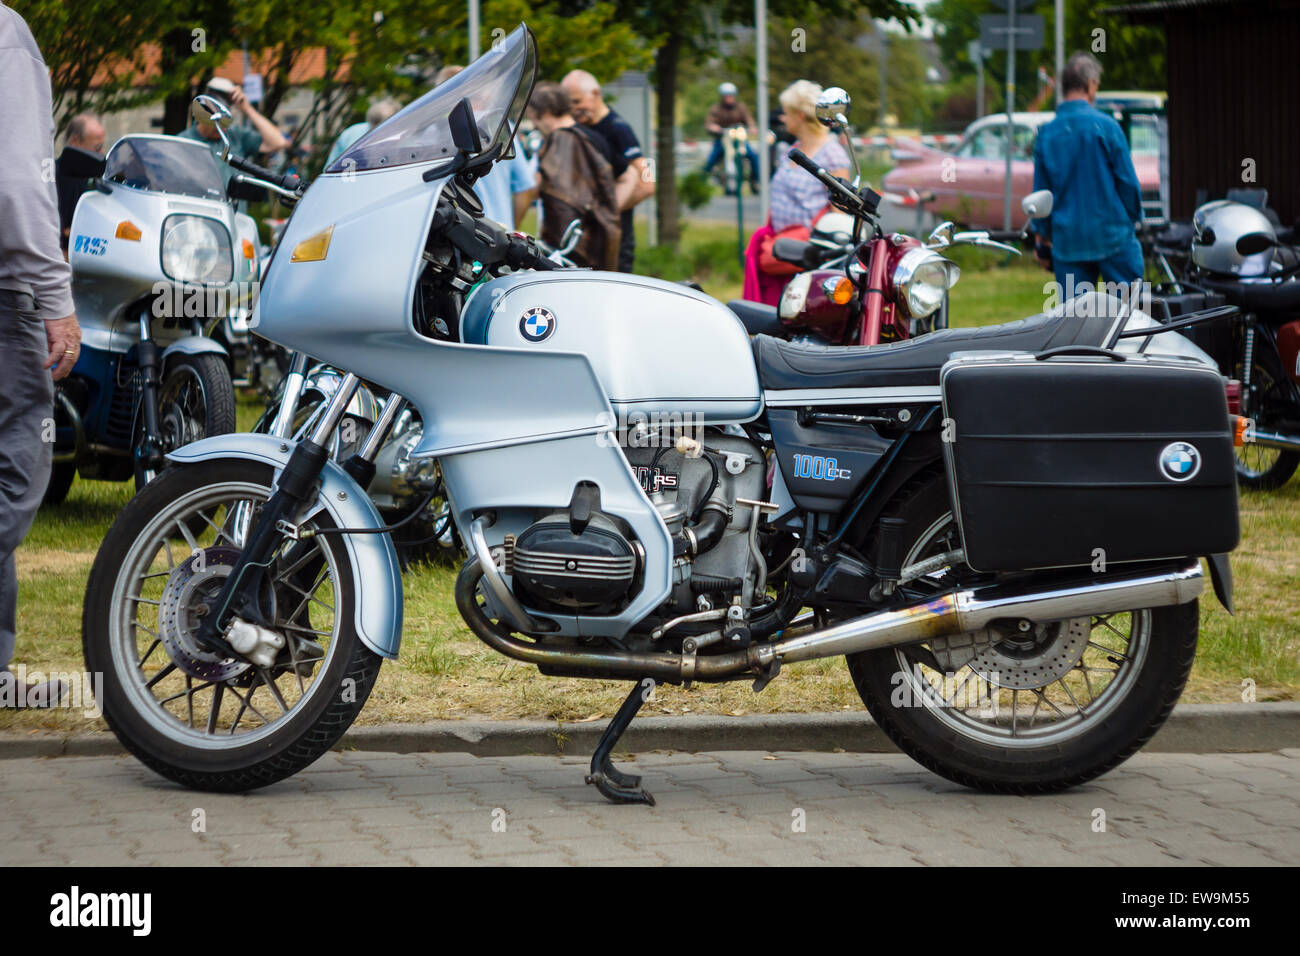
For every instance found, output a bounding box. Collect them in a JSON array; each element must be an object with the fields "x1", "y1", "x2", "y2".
[
  {"x1": 190, "y1": 94, "x2": 234, "y2": 130},
  {"x1": 1235, "y1": 232, "x2": 1275, "y2": 256},
  {"x1": 59, "y1": 145, "x2": 106, "y2": 179},
  {"x1": 1022, "y1": 189, "x2": 1053, "y2": 219},
  {"x1": 190, "y1": 95, "x2": 235, "y2": 161},
  {"x1": 815, "y1": 87, "x2": 851, "y2": 131},
  {"x1": 449, "y1": 98, "x2": 483, "y2": 155}
]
